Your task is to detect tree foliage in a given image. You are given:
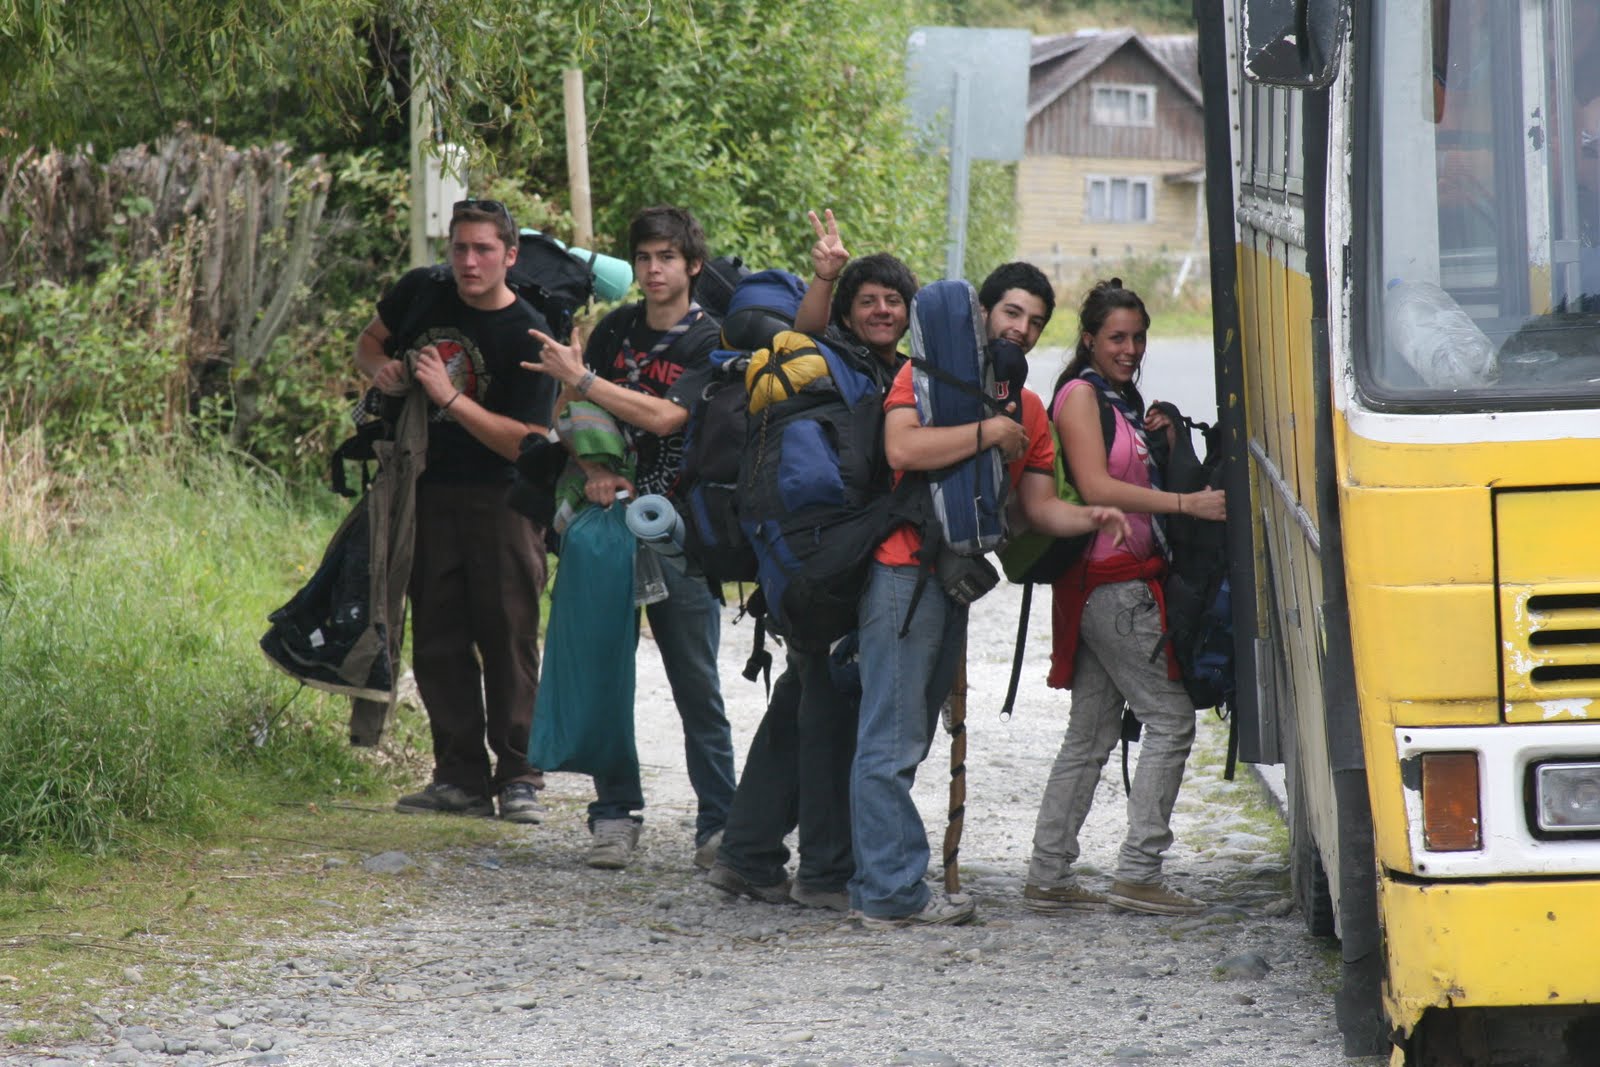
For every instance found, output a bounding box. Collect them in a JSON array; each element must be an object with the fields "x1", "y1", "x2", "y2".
[{"x1": 0, "y1": 0, "x2": 1025, "y2": 482}]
